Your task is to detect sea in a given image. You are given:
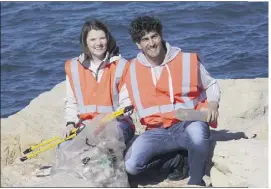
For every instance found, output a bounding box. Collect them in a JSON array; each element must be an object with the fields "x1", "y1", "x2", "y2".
[{"x1": 1, "y1": 1, "x2": 268, "y2": 118}]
